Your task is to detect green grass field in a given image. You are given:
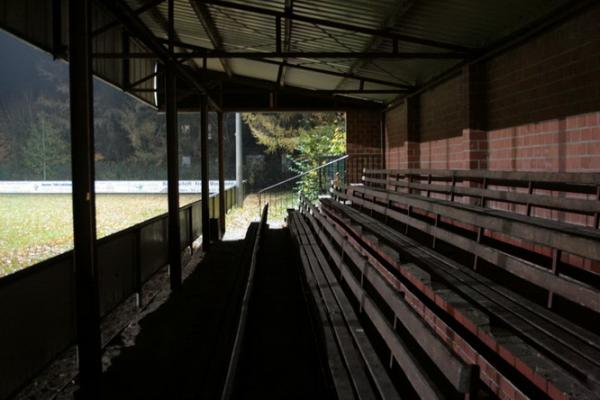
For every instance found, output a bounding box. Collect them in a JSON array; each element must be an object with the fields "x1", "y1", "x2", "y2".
[
  {"x1": 0, "y1": 194, "x2": 200, "y2": 277},
  {"x1": 0, "y1": 192, "x2": 297, "y2": 278}
]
